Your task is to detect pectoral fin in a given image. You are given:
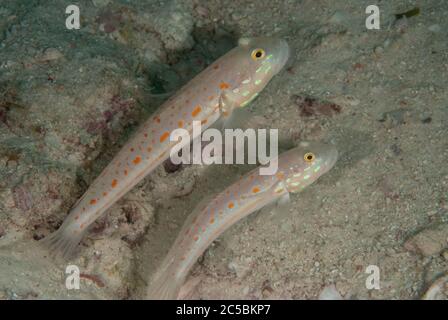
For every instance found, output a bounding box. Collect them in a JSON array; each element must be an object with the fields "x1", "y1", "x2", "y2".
[{"x1": 219, "y1": 91, "x2": 239, "y2": 116}]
